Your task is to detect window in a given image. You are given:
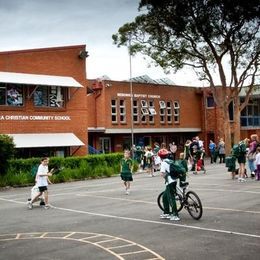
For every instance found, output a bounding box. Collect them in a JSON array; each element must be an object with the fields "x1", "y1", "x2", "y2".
[
  {"x1": 141, "y1": 99, "x2": 148, "y2": 107},
  {"x1": 111, "y1": 99, "x2": 117, "y2": 123},
  {"x1": 206, "y1": 96, "x2": 215, "y2": 108},
  {"x1": 141, "y1": 108, "x2": 149, "y2": 115},
  {"x1": 140, "y1": 99, "x2": 148, "y2": 123},
  {"x1": 166, "y1": 101, "x2": 172, "y2": 123},
  {"x1": 119, "y1": 99, "x2": 126, "y2": 123},
  {"x1": 148, "y1": 100, "x2": 156, "y2": 123},
  {"x1": 34, "y1": 86, "x2": 64, "y2": 107},
  {"x1": 160, "y1": 100, "x2": 166, "y2": 123},
  {"x1": 133, "y1": 100, "x2": 139, "y2": 123},
  {"x1": 159, "y1": 101, "x2": 166, "y2": 109},
  {"x1": 0, "y1": 83, "x2": 24, "y2": 106},
  {"x1": 173, "y1": 101, "x2": 180, "y2": 123},
  {"x1": 240, "y1": 98, "x2": 260, "y2": 127}
]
